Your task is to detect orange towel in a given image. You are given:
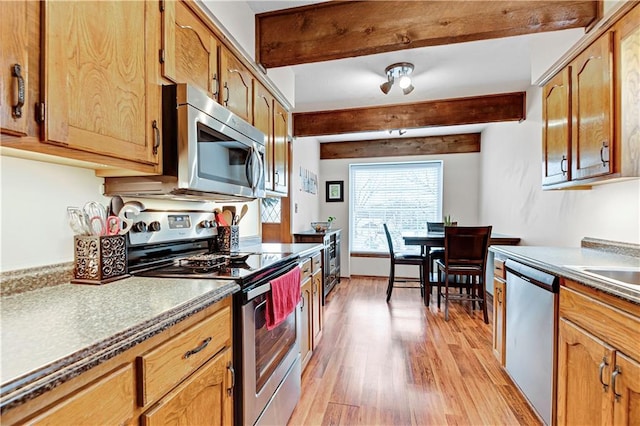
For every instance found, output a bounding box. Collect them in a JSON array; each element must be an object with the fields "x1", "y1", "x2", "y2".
[{"x1": 265, "y1": 266, "x2": 301, "y2": 330}]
